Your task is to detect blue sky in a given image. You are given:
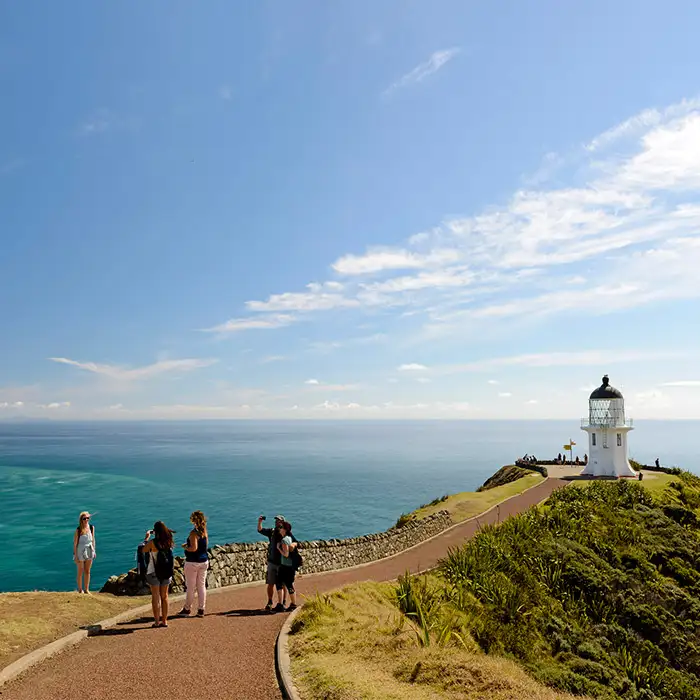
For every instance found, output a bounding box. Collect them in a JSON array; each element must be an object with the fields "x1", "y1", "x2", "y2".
[{"x1": 2, "y1": 0, "x2": 700, "y2": 420}]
